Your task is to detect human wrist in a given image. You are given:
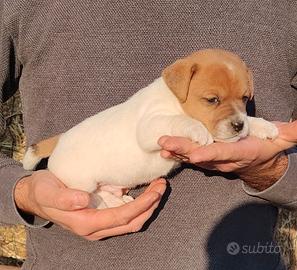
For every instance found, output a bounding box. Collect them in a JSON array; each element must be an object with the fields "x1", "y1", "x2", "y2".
[
  {"x1": 278, "y1": 121, "x2": 297, "y2": 144},
  {"x1": 238, "y1": 153, "x2": 288, "y2": 191},
  {"x1": 14, "y1": 175, "x2": 36, "y2": 214}
]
